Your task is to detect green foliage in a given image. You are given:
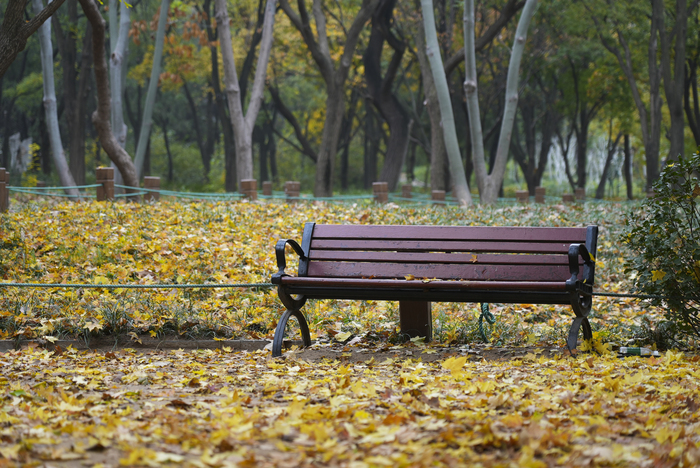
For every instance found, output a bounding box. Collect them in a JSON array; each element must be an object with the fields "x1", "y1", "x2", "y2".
[{"x1": 624, "y1": 150, "x2": 700, "y2": 340}]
